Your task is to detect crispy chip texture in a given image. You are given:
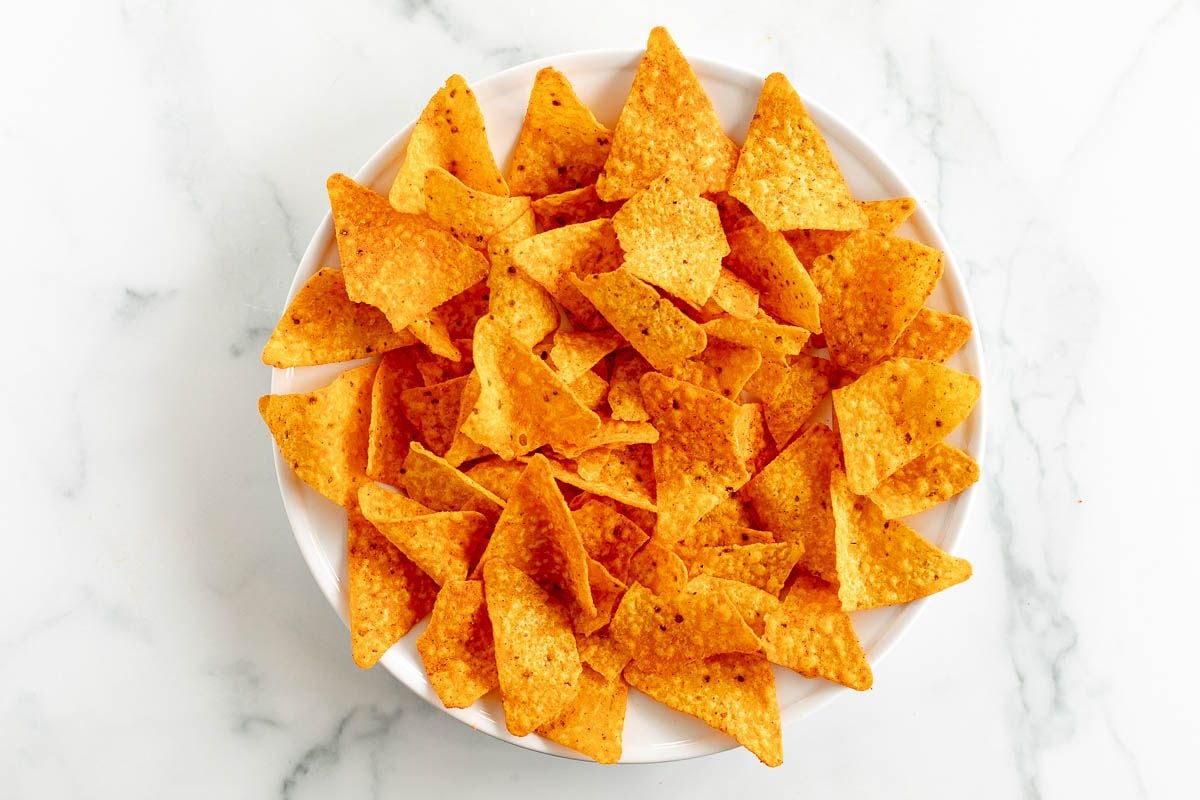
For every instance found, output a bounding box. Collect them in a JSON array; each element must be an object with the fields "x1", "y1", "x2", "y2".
[
  {"x1": 810, "y1": 231, "x2": 943, "y2": 374},
  {"x1": 627, "y1": 539, "x2": 689, "y2": 597},
  {"x1": 833, "y1": 358, "x2": 980, "y2": 494},
  {"x1": 577, "y1": 558, "x2": 626, "y2": 636},
  {"x1": 407, "y1": 314, "x2": 463, "y2": 361},
  {"x1": 389, "y1": 75, "x2": 507, "y2": 213},
  {"x1": 508, "y1": 68, "x2": 612, "y2": 197},
  {"x1": 695, "y1": 341, "x2": 762, "y2": 400},
  {"x1": 868, "y1": 443, "x2": 979, "y2": 518},
  {"x1": 550, "y1": 329, "x2": 625, "y2": 383},
  {"x1": 543, "y1": 450, "x2": 657, "y2": 513},
  {"x1": 688, "y1": 542, "x2": 804, "y2": 596},
  {"x1": 762, "y1": 574, "x2": 872, "y2": 690},
  {"x1": 625, "y1": 654, "x2": 782, "y2": 767},
  {"x1": 725, "y1": 219, "x2": 822, "y2": 332},
  {"x1": 861, "y1": 197, "x2": 917, "y2": 233},
  {"x1": 401, "y1": 442, "x2": 505, "y2": 522},
  {"x1": 596, "y1": 27, "x2": 738, "y2": 200},
  {"x1": 550, "y1": 418, "x2": 660, "y2": 460},
  {"x1": 729, "y1": 73, "x2": 864, "y2": 232},
  {"x1": 577, "y1": 629, "x2": 633, "y2": 682},
  {"x1": 262, "y1": 268, "x2": 415, "y2": 367},
  {"x1": 830, "y1": 469, "x2": 972, "y2": 611},
  {"x1": 702, "y1": 313, "x2": 810, "y2": 358},
  {"x1": 461, "y1": 314, "x2": 601, "y2": 459},
  {"x1": 329, "y1": 174, "x2": 490, "y2": 332},
  {"x1": 762, "y1": 356, "x2": 836, "y2": 448},
  {"x1": 611, "y1": 175, "x2": 729, "y2": 307},
  {"x1": 705, "y1": 268, "x2": 761, "y2": 320},
  {"x1": 890, "y1": 307, "x2": 973, "y2": 363},
  {"x1": 486, "y1": 234, "x2": 560, "y2": 349},
  {"x1": 608, "y1": 350, "x2": 654, "y2": 421},
  {"x1": 573, "y1": 499, "x2": 650, "y2": 583},
  {"x1": 538, "y1": 666, "x2": 628, "y2": 764},
  {"x1": 400, "y1": 375, "x2": 467, "y2": 456},
  {"x1": 513, "y1": 219, "x2": 622, "y2": 330},
  {"x1": 260, "y1": 362, "x2": 376, "y2": 507},
  {"x1": 780, "y1": 197, "x2": 916, "y2": 266},
  {"x1": 366, "y1": 350, "x2": 421, "y2": 487},
  {"x1": 684, "y1": 575, "x2": 780, "y2": 637},
  {"x1": 610, "y1": 583, "x2": 760, "y2": 668},
  {"x1": 442, "y1": 371, "x2": 491, "y2": 466},
  {"x1": 416, "y1": 580, "x2": 498, "y2": 707},
  {"x1": 672, "y1": 513, "x2": 773, "y2": 565},
  {"x1": 531, "y1": 184, "x2": 624, "y2": 231},
  {"x1": 423, "y1": 167, "x2": 531, "y2": 249},
  {"x1": 484, "y1": 560, "x2": 582, "y2": 736},
  {"x1": 347, "y1": 509, "x2": 437, "y2": 668},
  {"x1": 464, "y1": 457, "x2": 527, "y2": 500}
]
